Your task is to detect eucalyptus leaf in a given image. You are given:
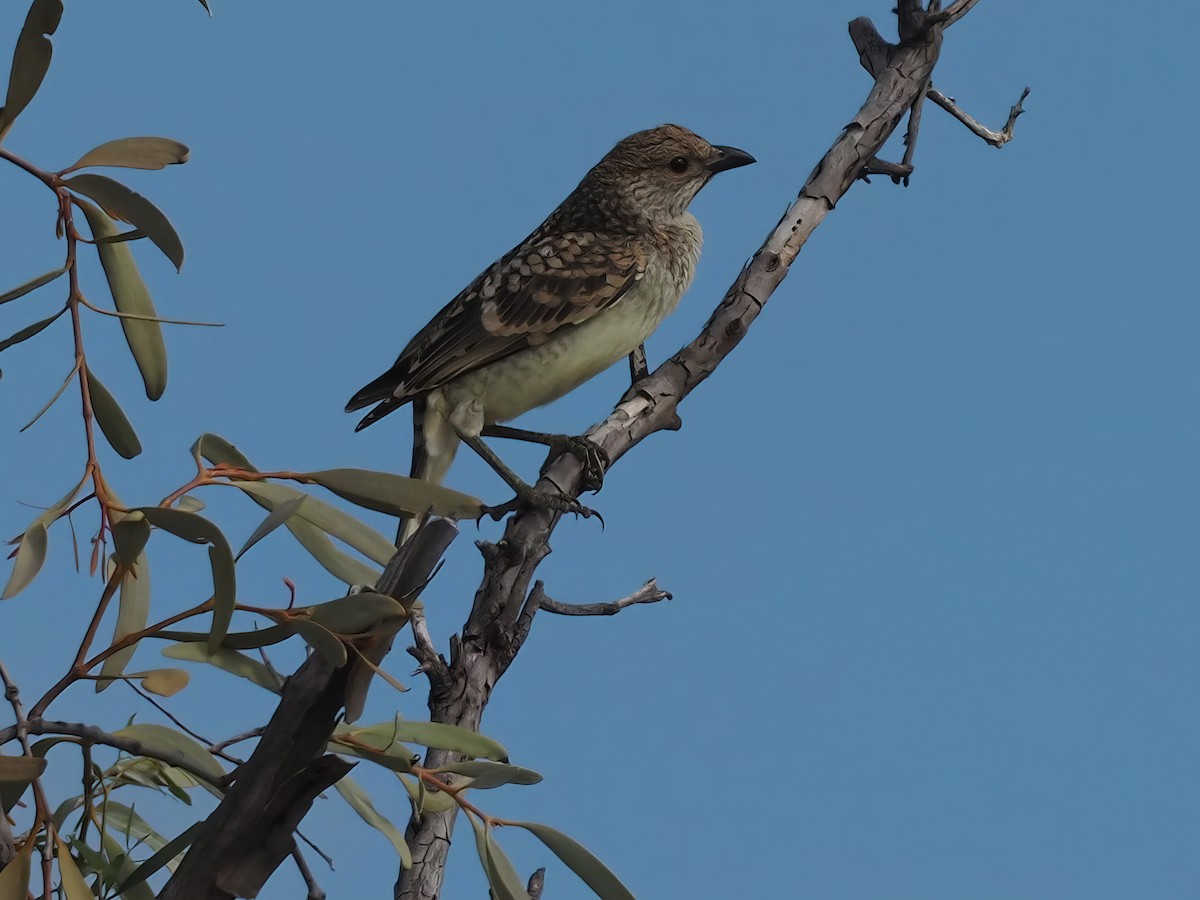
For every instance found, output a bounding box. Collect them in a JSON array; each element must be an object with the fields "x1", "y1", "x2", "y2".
[
  {"x1": 1, "y1": 520, "x2": 47, "y2": 600},
  {"x1": 513, "y1": 821, "x2": 636, "y2": 900},
  {"x1": 235, "y1": 494, "x2": 305, "y2": 559},
  {"x1": 67, "y1": 136, "x2": 190, "y2": 172},
  {"x1": 112, "y1": 723, "x2": 224, "y2": 781},
  {"x1": 470, "y1": 818, "x2": 526, "y2": 900},
  {"x1": 161, "y1": 642, "x2": 283, "y2": 693},
  {"x1": 114, "y1": 821, "x2": 202, "y2": 895},
  {"x1": 55, "y1": 833, "x2": 93, "y2": 900},
  {"x1": 0, "y1": 0, "x2": 63, "y2": 141},
  {"x1": 97, "y1": 550, "x2": 150, "y2": 692},
  {"x1": 0, "y1": 307, "x2": 65, "y2": 353},
  {"x1": 65, "y1": 173, "x2": 184, "y2": 271},
  {"x1": 0, "y1": 266, "x2": 65, "y2": 304},
  {"x1": 0, "y1": 754, "x2": 46, "y2": 814},
  {"x1": 336, "y1": 718, "x2": 507, "y2": 761},
  {"x1": 86, "y1": 366, "x2": 142, "y2": 458},
  {"x1": 76, "y1": 198, "x2": 167, "y2": 400},
  {"x1": 288, "y1": 618, "x2": 347, "y2": 667},
  {"x1": 334, "y1": 777, "x2": 412, "y2": 869},
  {"x1": 134, "y1": 668, "x2": 190, "y2": 697},
  {"x1": 307, "y1": 468, "x2": 482, "y2": 520},
  {"x1": 435, "y1": 760, "x2": 542, "y2": 789},
  {"x1": 111, "y1": 515, "x2": 151, "y2": 565},
  {"x1": 0, "y1": 826, "x2": 34, "y2": 897}
]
